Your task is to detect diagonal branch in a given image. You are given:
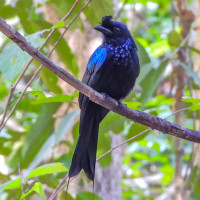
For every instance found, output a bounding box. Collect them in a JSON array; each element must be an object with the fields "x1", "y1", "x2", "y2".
[
  {"x1": 0, "y1": 0, "x2": 82, "y2": 127},
  {"x1": 0, "y1": 0, "x2": 92, "y2": 131},
  {"x1": 0, "y1": 17, "x2": 200, "y2": 143}
]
